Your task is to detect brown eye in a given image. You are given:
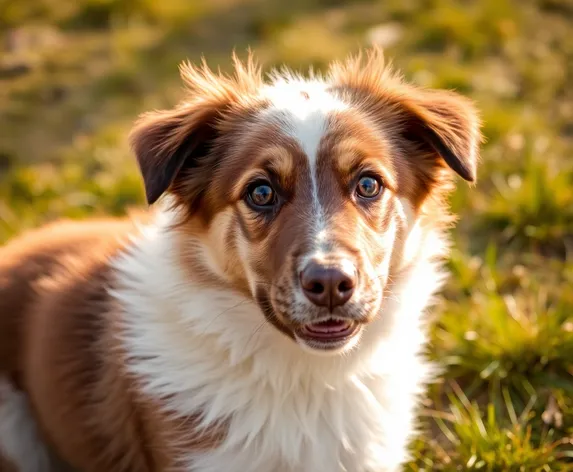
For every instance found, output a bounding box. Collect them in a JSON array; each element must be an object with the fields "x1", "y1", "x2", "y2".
[
  {"x1": 356, "y1": 175, "x2": 382, "y2": 199},
  {"x1": 247, "y1": 182, "x2": 276, "y2": 208}
]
